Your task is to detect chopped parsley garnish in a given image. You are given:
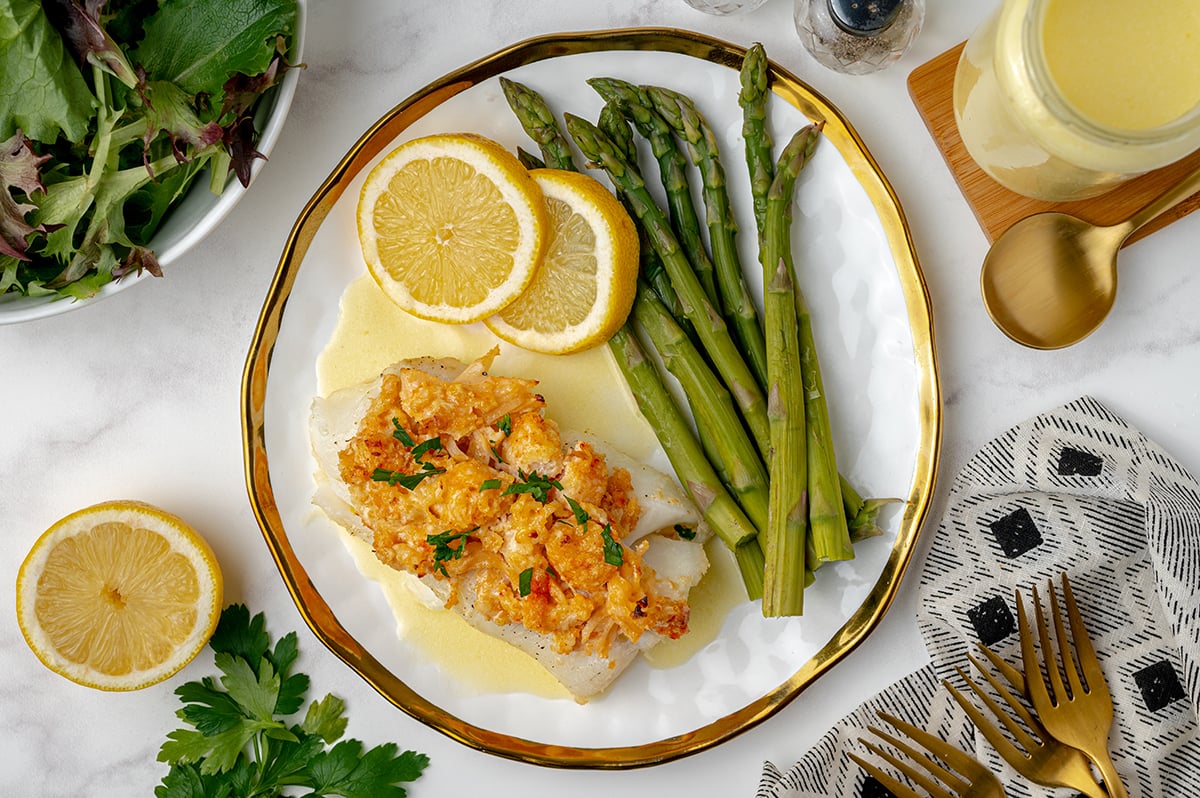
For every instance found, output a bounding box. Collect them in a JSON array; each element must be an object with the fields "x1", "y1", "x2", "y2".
[
  {"x1": 156, "y1": 605, "x2": 428, "y2": 797},
  {"x1": 674, "y1": 523, "x2": 697, "y2": 540},
  {"x1": 566, "y1": 496, "x2": 590, "y2": 526},
  {"x1": 479, "y1": 479, "x2": 502, "y2": 492},
  {"x1": 497, "y1": 413, "x2": 512, "y2": 435},
  {"x1": 390, "y1": 417, "x2": 415, "y2": 447},
  {"x1": 600, "y1": 524, "x2": 624, "y2": 567},
  {"x1": 426, "y1": 528, "x2": 477, "y2": 576},
  {"x1": 502, "y1": 469, "x2": 562, "y2": 504},
  {"x1": 410, "y1": 436, "x2": 443, "y2": 462},
  {"x1": 490, "y1": 445, "x2": 505, "y2": 463},
  {"x1": 518, "y1": 567, "x2": 533, "y2": 597},
  {"x1": 371, "y1": 465, "x2": 443, "y2": 490}
]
